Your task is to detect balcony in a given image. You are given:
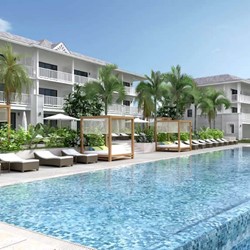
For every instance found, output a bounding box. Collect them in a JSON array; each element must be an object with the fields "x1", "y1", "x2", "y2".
[
  {"x1": 43, "y1": 95, "x2": 65, "y2": 109},
  {"x1": 74, "y1": 75, "x2": 97, "y2": 85},
  {"x1": 108, "y1": 104, "x2": 141, "y2": 116},
  {"x1": 231, "y1": 94, "x2": 250, "y2": 104},
  {"x1": 0, "y1": 91, "x2": 31, "y2": 106},
  {"x1": 39, "y1": 68, "x2": 72, "y2": 84},
  {"x1": 124, "y1": 86, "x2": 136, "y2": 96}
]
